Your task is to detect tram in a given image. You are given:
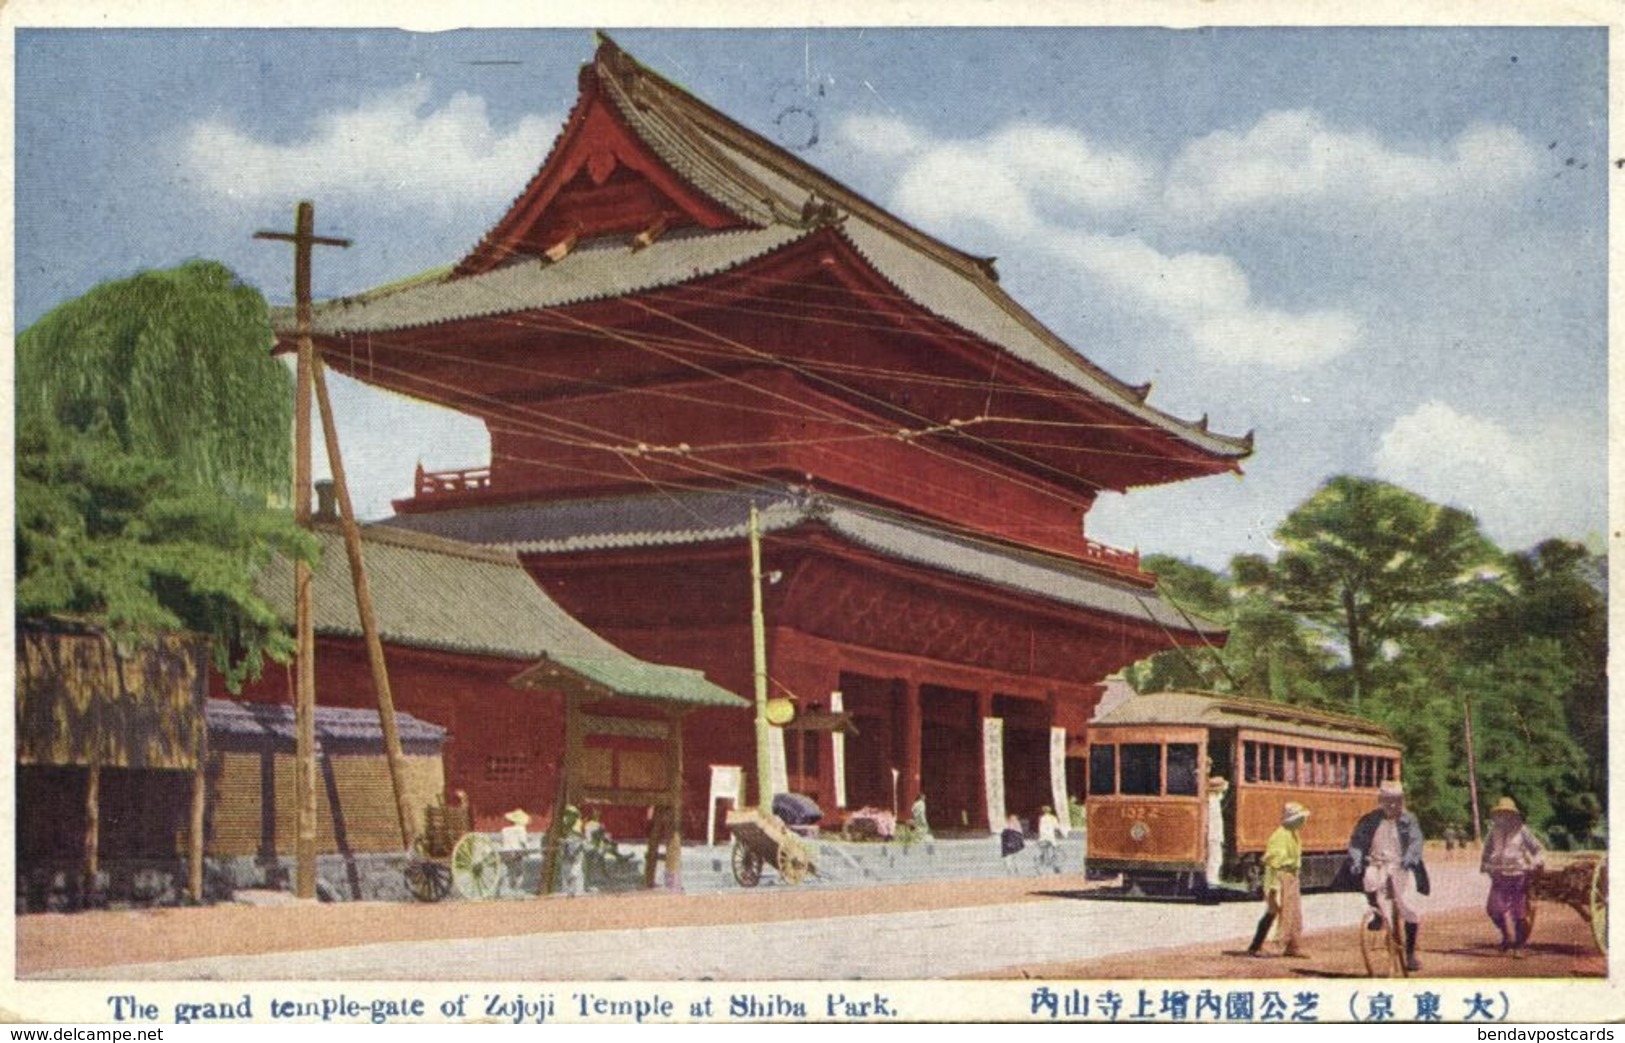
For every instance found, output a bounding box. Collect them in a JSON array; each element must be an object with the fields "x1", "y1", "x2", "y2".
[{"x1": 1084, "y1": 691, "x2": 1402, "y2": 894}]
